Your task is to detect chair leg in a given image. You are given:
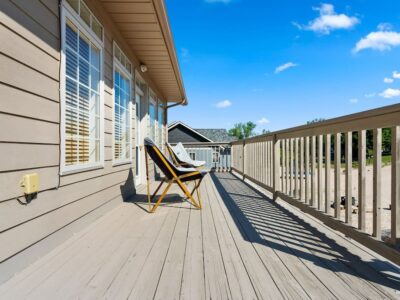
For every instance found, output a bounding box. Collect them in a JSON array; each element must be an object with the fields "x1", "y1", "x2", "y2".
[
  {"x1": 176, "y1": 179, "x2": 201, "y2": 209},
  {"x1": 149, "y1": 180, "x2": 174, "y2": 213},
  {"x1": 150, "y1": 178, "x2": 166, "y2": 202}
]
